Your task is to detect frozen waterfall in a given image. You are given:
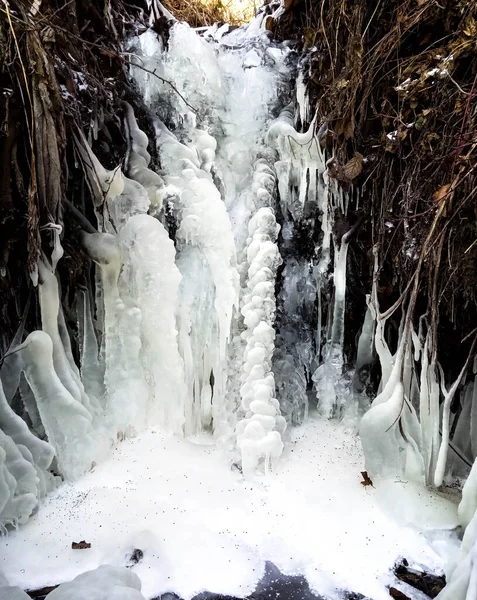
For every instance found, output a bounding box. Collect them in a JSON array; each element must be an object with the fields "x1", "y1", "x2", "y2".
[{"x1": 1, "y1": 12, "x2": 477, "y2": 600}]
